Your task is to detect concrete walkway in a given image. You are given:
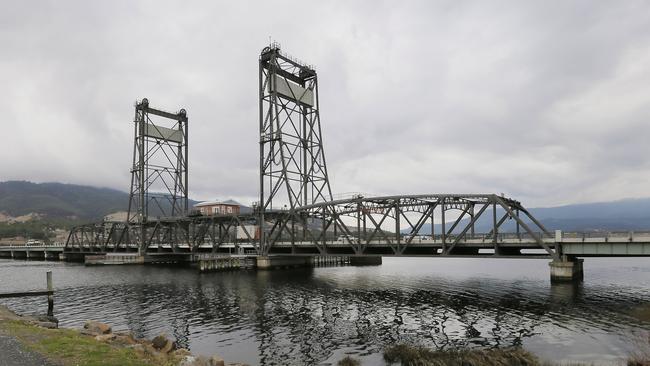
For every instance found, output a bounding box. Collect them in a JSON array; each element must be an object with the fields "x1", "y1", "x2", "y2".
[{"x1": 0, "y1": 334, "x2": 54, "y2": 366}]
